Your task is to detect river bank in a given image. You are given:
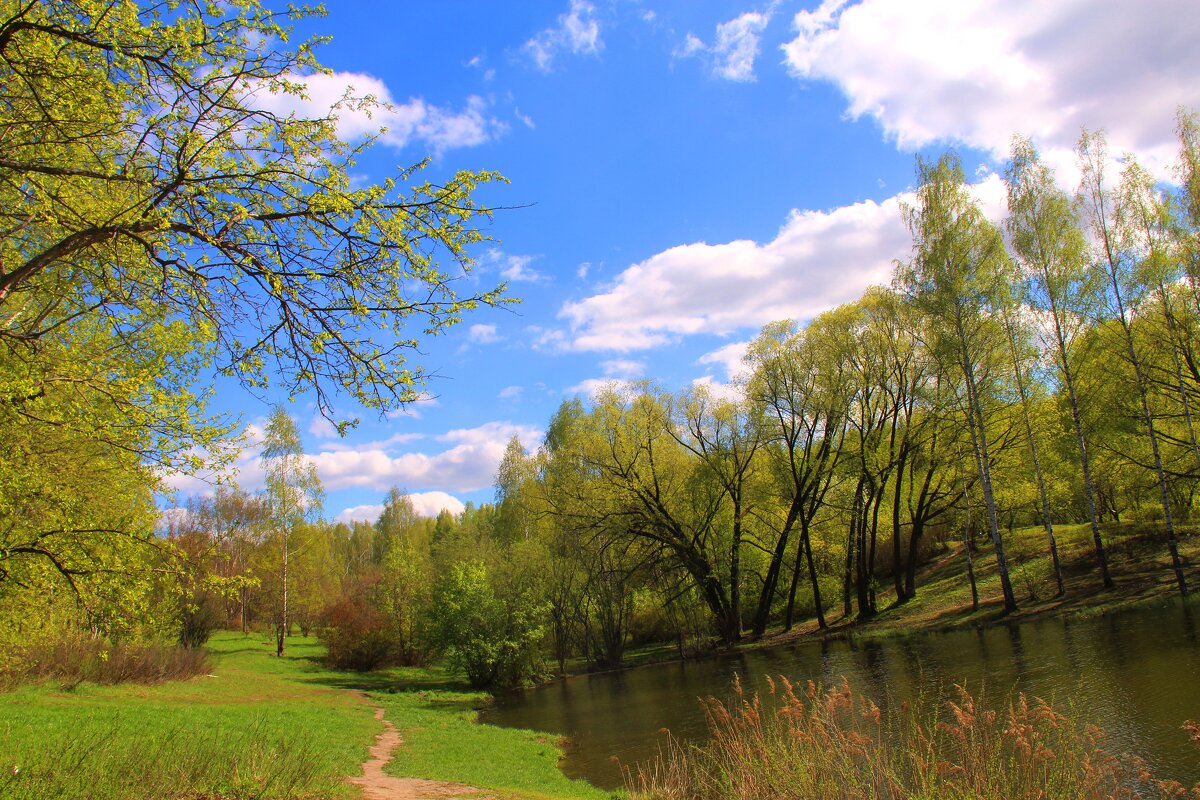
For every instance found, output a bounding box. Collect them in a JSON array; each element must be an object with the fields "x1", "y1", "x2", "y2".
[{"x1": 554, "y1": 520, "x2": 1200, "y2": 680}]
